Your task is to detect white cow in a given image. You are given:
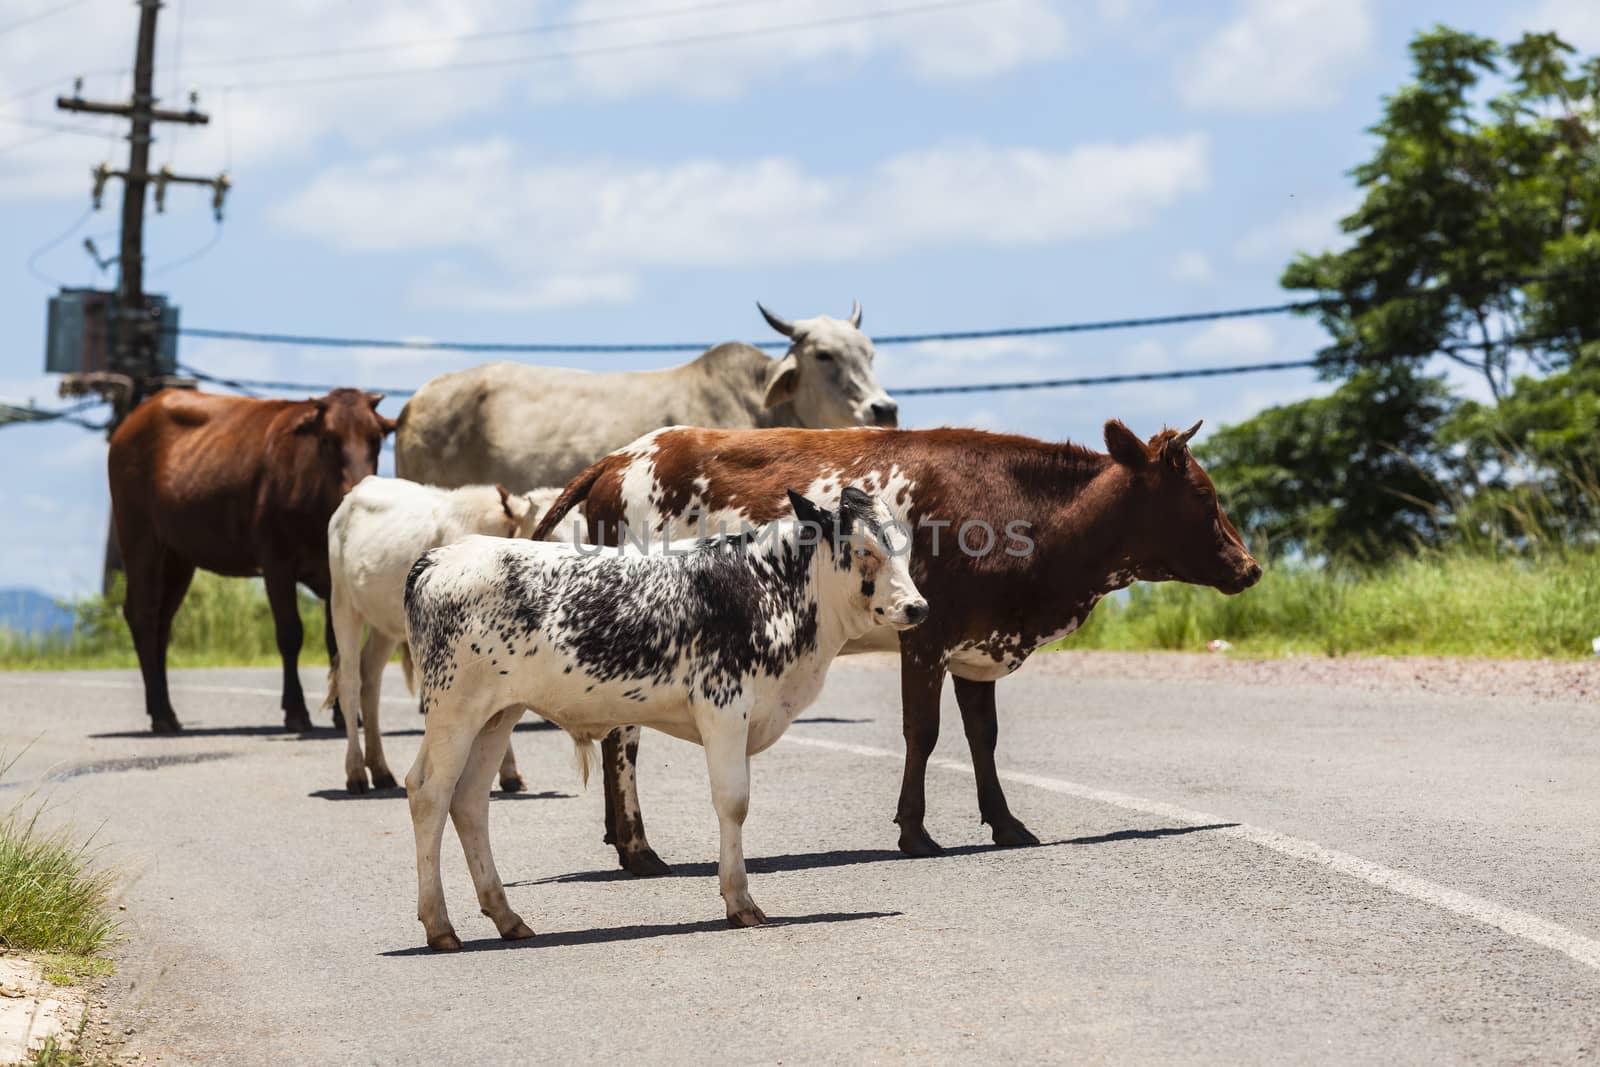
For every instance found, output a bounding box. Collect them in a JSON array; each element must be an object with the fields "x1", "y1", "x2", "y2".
[
  {"x1": 402, "y1": 487, "x2": 927, "y2": 949},
  {"x1": 393, "y1": 302, "x2": 898, "y2": 493},
  {"x1": 326, "y1": 477, "x2": 570, "y2": 794}
]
